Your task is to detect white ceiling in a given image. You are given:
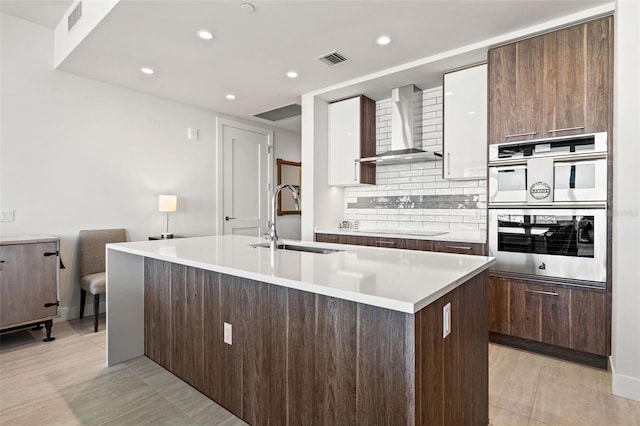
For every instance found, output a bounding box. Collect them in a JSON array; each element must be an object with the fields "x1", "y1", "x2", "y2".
[{"x1": 2, "y1": 0, "x2": 611, "y2": 134}]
